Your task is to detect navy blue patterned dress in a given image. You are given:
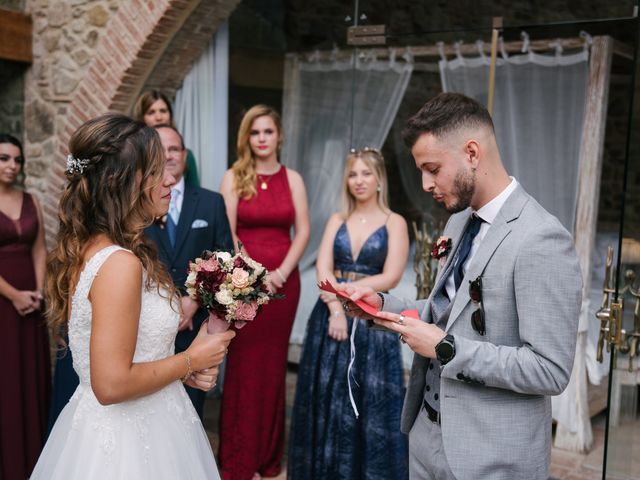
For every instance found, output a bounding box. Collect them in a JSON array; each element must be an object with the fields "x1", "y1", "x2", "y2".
[{"x1": 288, "y1": 222, "x2": 408, "y2": 479}]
